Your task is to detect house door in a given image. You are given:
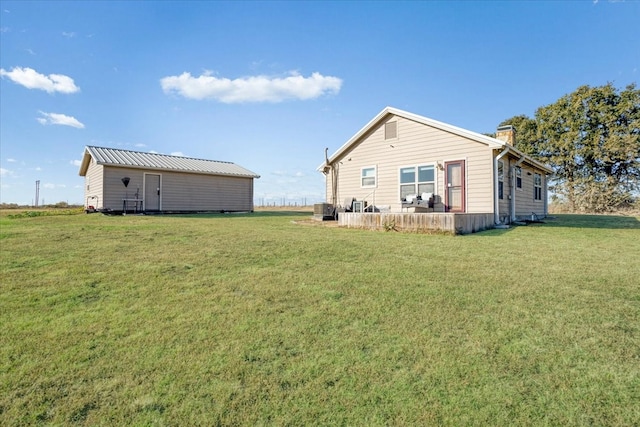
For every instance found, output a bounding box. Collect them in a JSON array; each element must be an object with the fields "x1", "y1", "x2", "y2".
[
  {"x1": 445, "y1": 160, "x2": 465, "y2": 212},
  {"x1": 144, "y1": 174, "x2": 161, "y2": 211}
]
